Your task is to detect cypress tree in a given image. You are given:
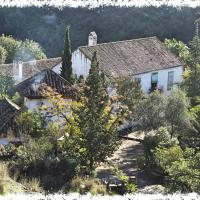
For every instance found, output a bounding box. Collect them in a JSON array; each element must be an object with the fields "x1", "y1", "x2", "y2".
[
  {"x1": 61, "y1": 26, "x2": 74, "y2": 84},
  {"x1": 182, "y1": 36, "x2": 200, "y2": 104}
]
